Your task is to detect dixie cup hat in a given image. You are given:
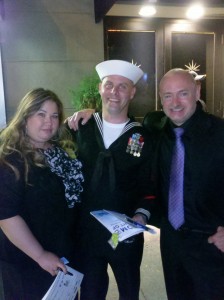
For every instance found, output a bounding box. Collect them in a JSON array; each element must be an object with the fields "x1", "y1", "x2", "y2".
[
  {"x1": 96, "y1": 60, "x2": 144, "y2": 85},
  {"x1": 189, "y1": 70, "x2": 206, "y2": 81}
]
